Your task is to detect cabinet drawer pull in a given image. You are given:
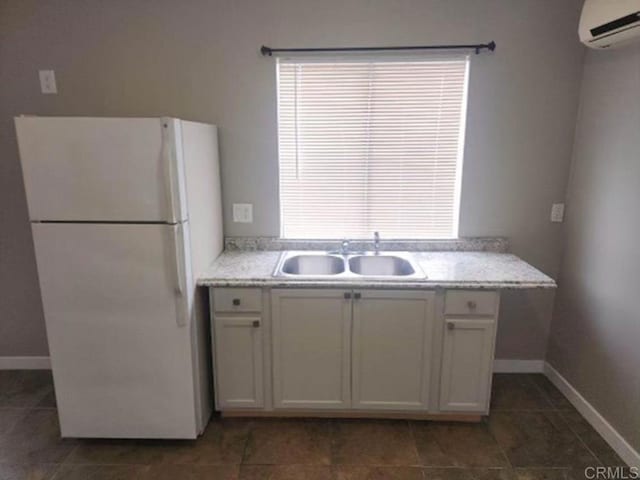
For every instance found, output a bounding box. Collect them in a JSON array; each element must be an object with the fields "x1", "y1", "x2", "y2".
[
  {"x1": 232, "y1": 298, "x2": 241, "y2": 306},
  {"x1": 354, "y1": 292, "x2": 362, "y2": 299},
  {"x1": 467, "y1": 300, "x2": 477, "y2": 310},
  {"x1": 252, "y1": 320, "x2": 260, "y2": 328},
  {"x1": 447, "y1": 322, "x2": 455, "y2": 331},
  {"x1": 344, "y1": 292, "x2": 352, "y2": 299}
]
